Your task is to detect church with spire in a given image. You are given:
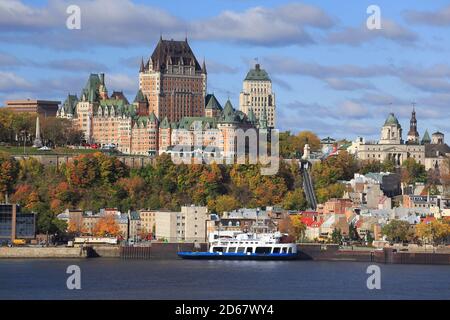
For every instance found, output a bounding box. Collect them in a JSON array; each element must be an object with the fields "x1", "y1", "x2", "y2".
[
  {"x1": 56, "y1": 37, "x2": 266, "y2": 157},
  {"x1": 350, "y1": 108, "x2": 450, "y2": 171}
]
